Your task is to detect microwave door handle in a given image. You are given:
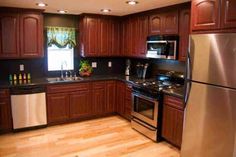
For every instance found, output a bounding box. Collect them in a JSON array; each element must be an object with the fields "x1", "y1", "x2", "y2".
[{"x1": 165, "y1": 42, "x2": 170, "y2": 58}]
